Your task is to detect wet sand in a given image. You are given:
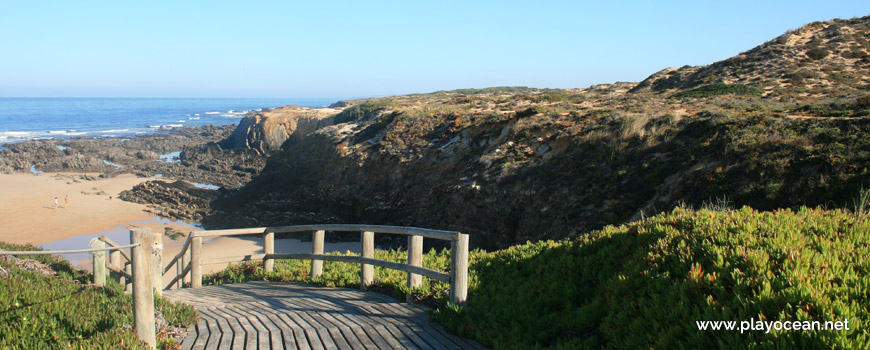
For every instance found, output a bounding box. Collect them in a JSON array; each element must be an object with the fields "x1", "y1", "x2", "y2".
[
  {"x1": 0, "y1": 172, "x2": 156, "y2": 245},
  {"x1": 0, "y1": 171, "x2": 360, "y2": 286}
]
